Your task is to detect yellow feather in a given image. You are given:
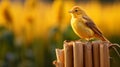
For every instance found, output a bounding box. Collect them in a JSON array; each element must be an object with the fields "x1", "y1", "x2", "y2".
[{"x1": 71, "y1": 17, "x2": 94, "y2": 39}]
